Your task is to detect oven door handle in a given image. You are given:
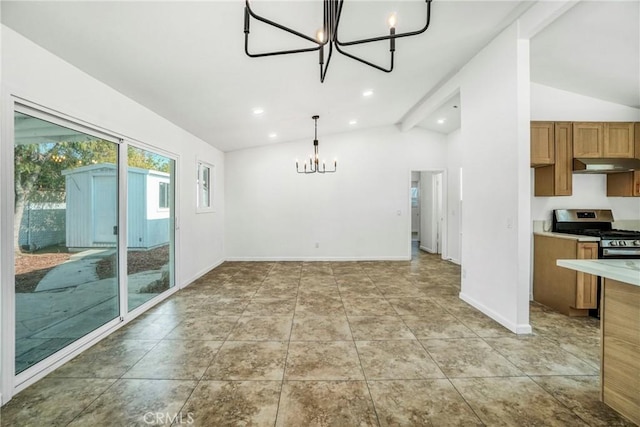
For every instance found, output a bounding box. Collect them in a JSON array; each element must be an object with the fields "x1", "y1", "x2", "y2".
[{"x1": 602, "y1": 248, "x2": 640, "y2": 257}]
